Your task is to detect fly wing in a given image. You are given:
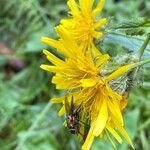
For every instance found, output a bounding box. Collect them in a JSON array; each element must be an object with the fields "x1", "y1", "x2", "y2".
[
  {"x1": 71, "y1": 96, "x2": 82, "y2": 114},
  {"x1": 64, "y1": 96, "x2": 70, "y2": 114}
]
